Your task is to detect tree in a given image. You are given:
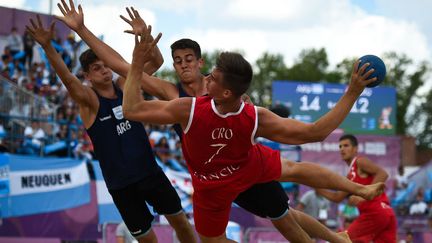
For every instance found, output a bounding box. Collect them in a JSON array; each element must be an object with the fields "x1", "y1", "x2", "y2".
[
  {"x1": 415, "y1": 88, "x2": 432, "y2": 148},
  {"x1": 250, "y1": 52, "x2": 288, "y2": 106},
  {"x1": 383, "y1": 52, "x2": 430, "y2": 139},
  {"x1": 155, "y1": 68, "x2": 177, "y2": 83},
  {"x1": 286, "y1": 48, "x2": 329, "y2": 82},
  {"x1": 201, "y1": 50, "x2": 220, "y2": 75}
]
